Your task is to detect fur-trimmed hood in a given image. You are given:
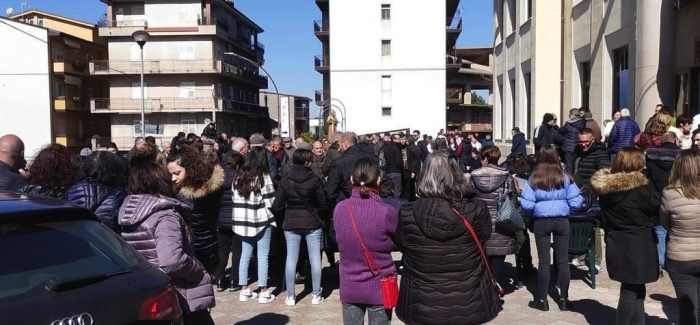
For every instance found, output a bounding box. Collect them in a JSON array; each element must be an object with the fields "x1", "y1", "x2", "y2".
[
  {"x1": 178, "y1": 164, "x2": 225, "y2": 199},
  {"x1": 590, "y1": 169, "x2": 648, "y2": 195}
]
